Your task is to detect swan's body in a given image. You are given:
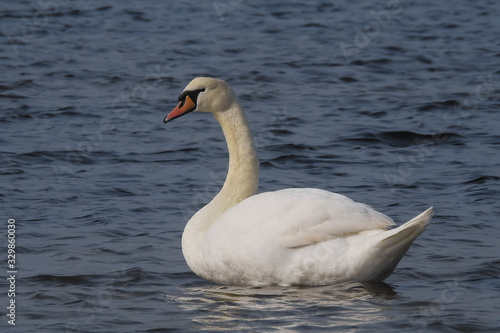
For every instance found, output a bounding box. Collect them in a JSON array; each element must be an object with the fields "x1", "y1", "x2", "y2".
[{"x1": 164, "y1": 77, "x2": 433, "y2": 286}]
